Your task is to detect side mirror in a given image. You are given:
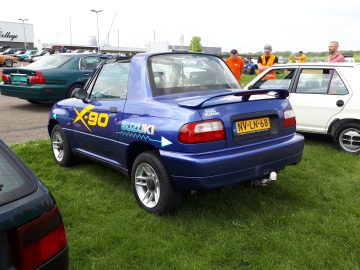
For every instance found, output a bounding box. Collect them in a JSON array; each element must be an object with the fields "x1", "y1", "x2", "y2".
[
  {"x1": 73, "y1": 88, "x2": 87, "y2": 100},
  {"x1": 247, "y1": 84, "x2": 253, "y2": 90}
]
